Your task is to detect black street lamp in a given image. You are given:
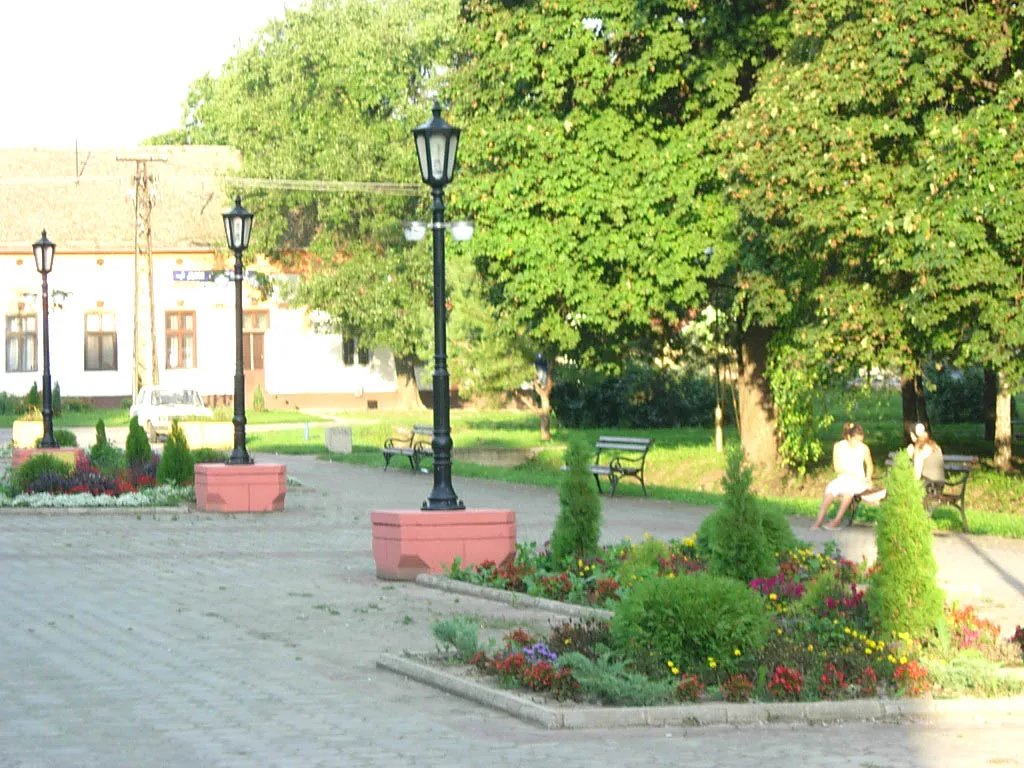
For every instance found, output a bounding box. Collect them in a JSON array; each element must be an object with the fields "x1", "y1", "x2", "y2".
[
  {"x1": 32, "y1": 231, "x2": 58, "y2": 449},
  {"x1": 413, "y1": 101, "x2": 465, "y2": 510},
  {"x1": 222, "y1": 196, "x2": 254, "y2": 465}
]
